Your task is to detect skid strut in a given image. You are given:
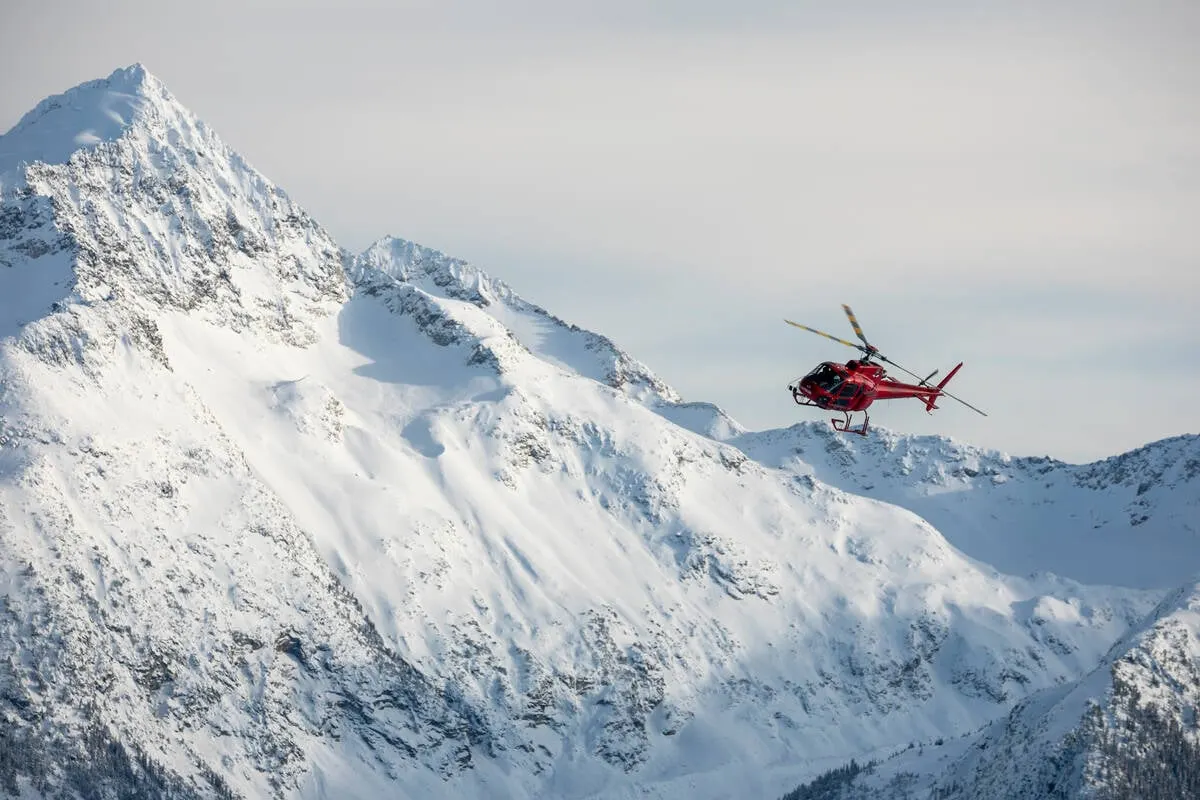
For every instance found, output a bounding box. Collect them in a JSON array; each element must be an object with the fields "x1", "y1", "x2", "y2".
[{"x1": 831, "y1": 410, "x2": 869, "y2": 436}]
